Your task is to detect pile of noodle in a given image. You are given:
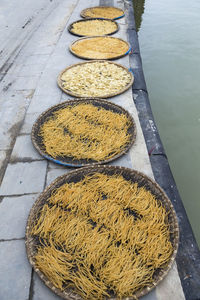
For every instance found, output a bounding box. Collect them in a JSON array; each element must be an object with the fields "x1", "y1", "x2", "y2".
[
  {"x1": 82, "y1": 7, "x2": 124, "y2": 19},
  {"x1": 59, "y1": 61, "x2": 132, "y2": 97},
  {"x1": 39, "y1": 103, "x2": 133, "y2": 161},
  {"x1": 71, "y1": 37, "x2": 129, "y2": 59},
  {"x1": 31, "y1": 173, "x2": 173, "y2": 299},
  {"x1": 70, "y1": 20, "x2": 118, "y2": 36}
]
